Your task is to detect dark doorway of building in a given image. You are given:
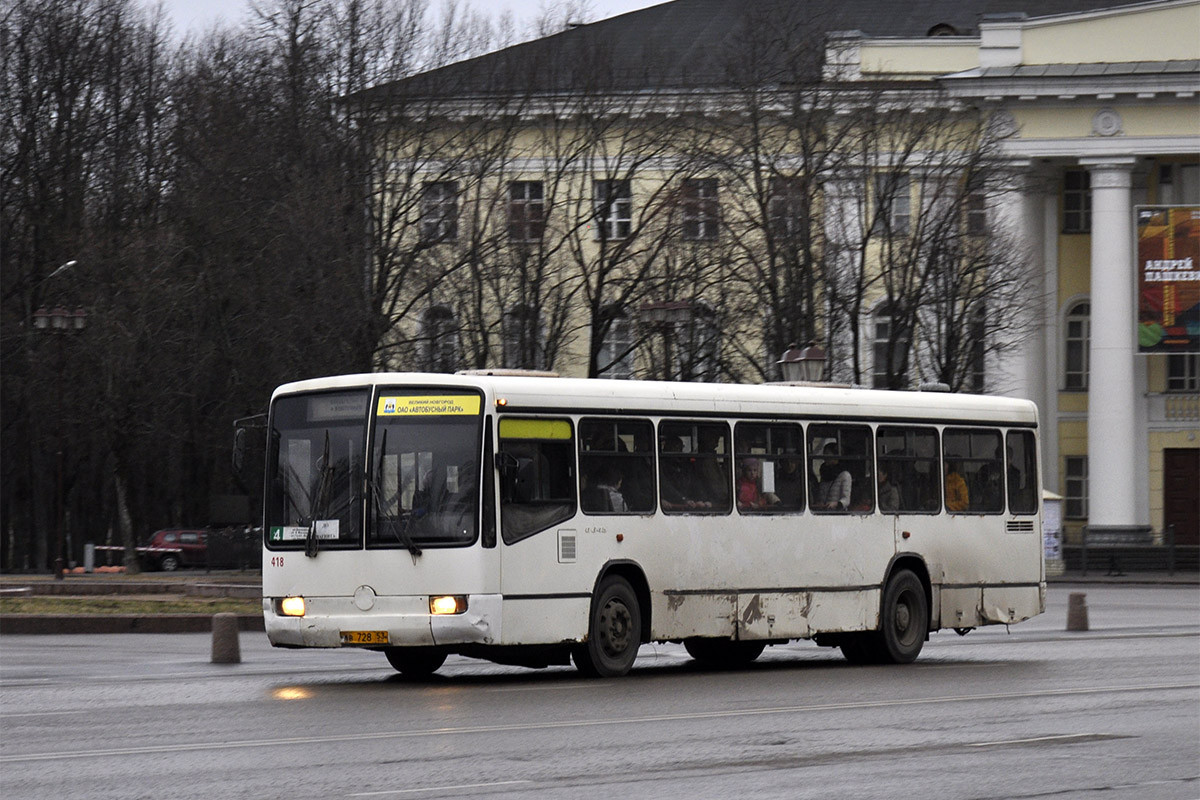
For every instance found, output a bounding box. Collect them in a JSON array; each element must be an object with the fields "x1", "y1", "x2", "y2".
[{"x1": 1163, "y1": 449, "x2": 1199, "y2": 546}]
